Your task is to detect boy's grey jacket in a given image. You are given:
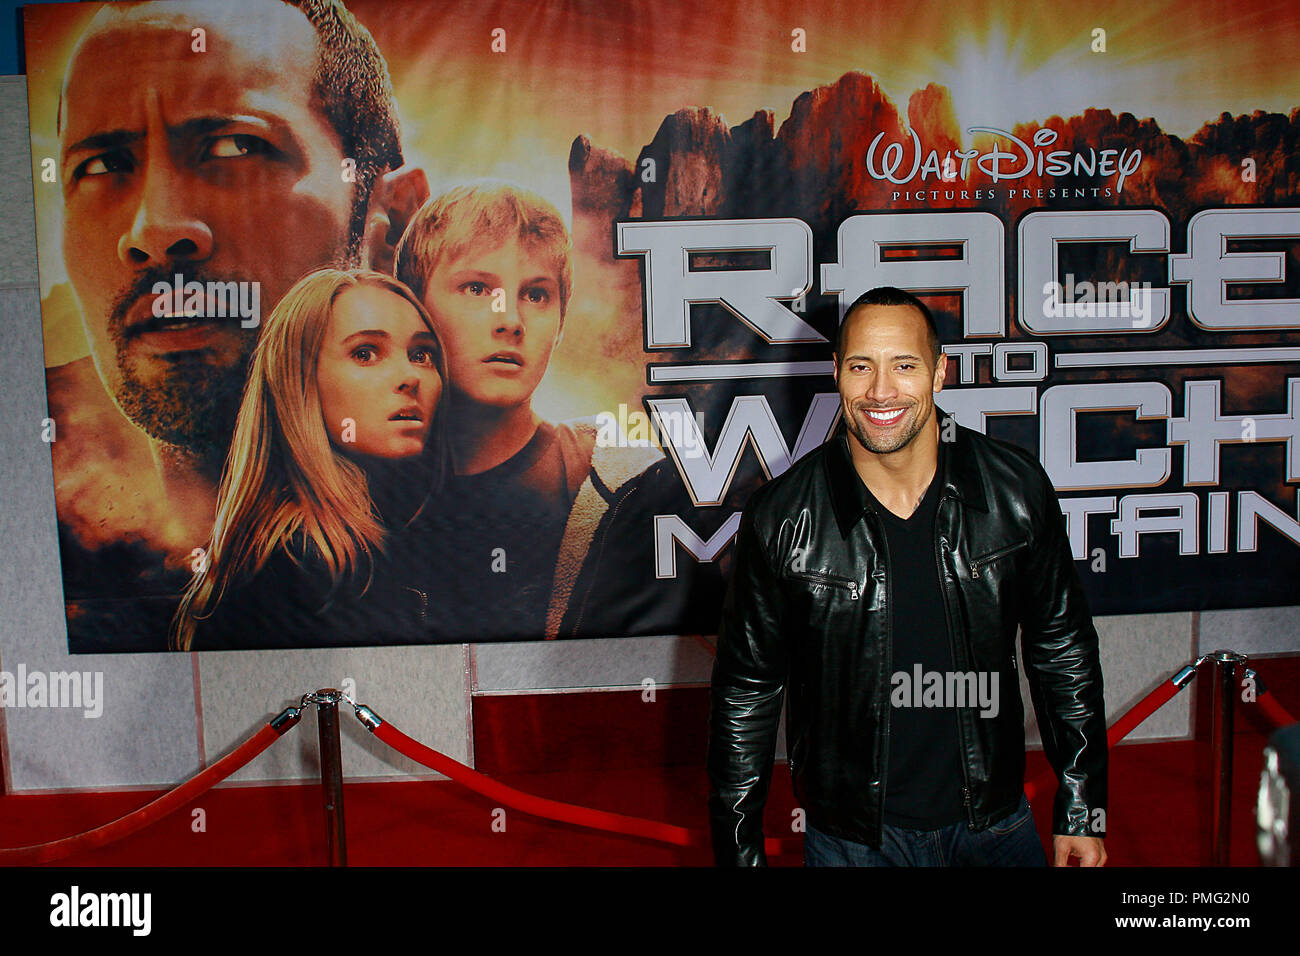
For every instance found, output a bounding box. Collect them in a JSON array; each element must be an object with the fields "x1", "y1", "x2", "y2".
[{"x1": 545, "y1": 418, "x2": 664, "y2": 638}]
